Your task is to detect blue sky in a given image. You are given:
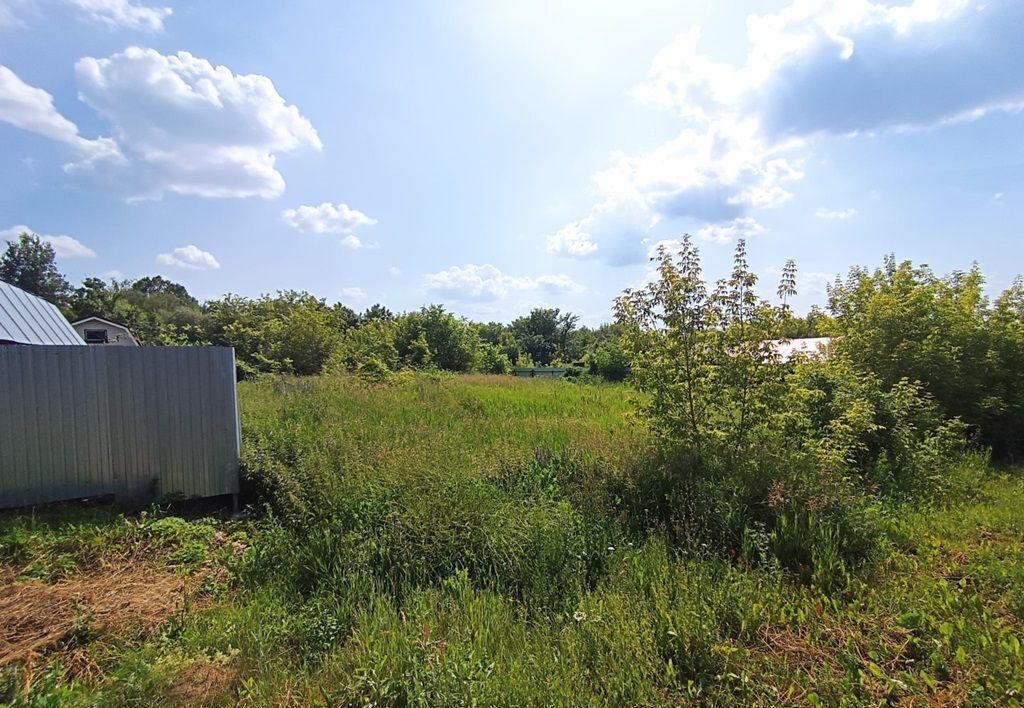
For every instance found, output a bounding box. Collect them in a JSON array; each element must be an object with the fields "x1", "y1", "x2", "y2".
[{"x1": 1, "y1": 0, "x2": 1022, "y2": 324}]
